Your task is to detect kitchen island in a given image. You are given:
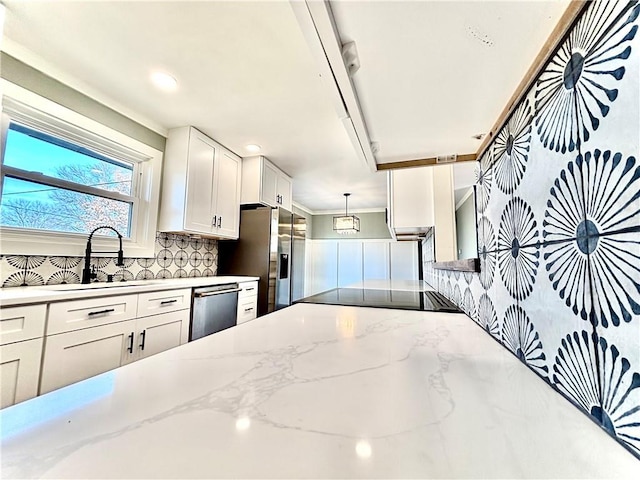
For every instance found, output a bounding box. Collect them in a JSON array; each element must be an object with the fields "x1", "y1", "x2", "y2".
[{"x1": 1, "y1": 303, "x2": 638, "y2": 478}]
